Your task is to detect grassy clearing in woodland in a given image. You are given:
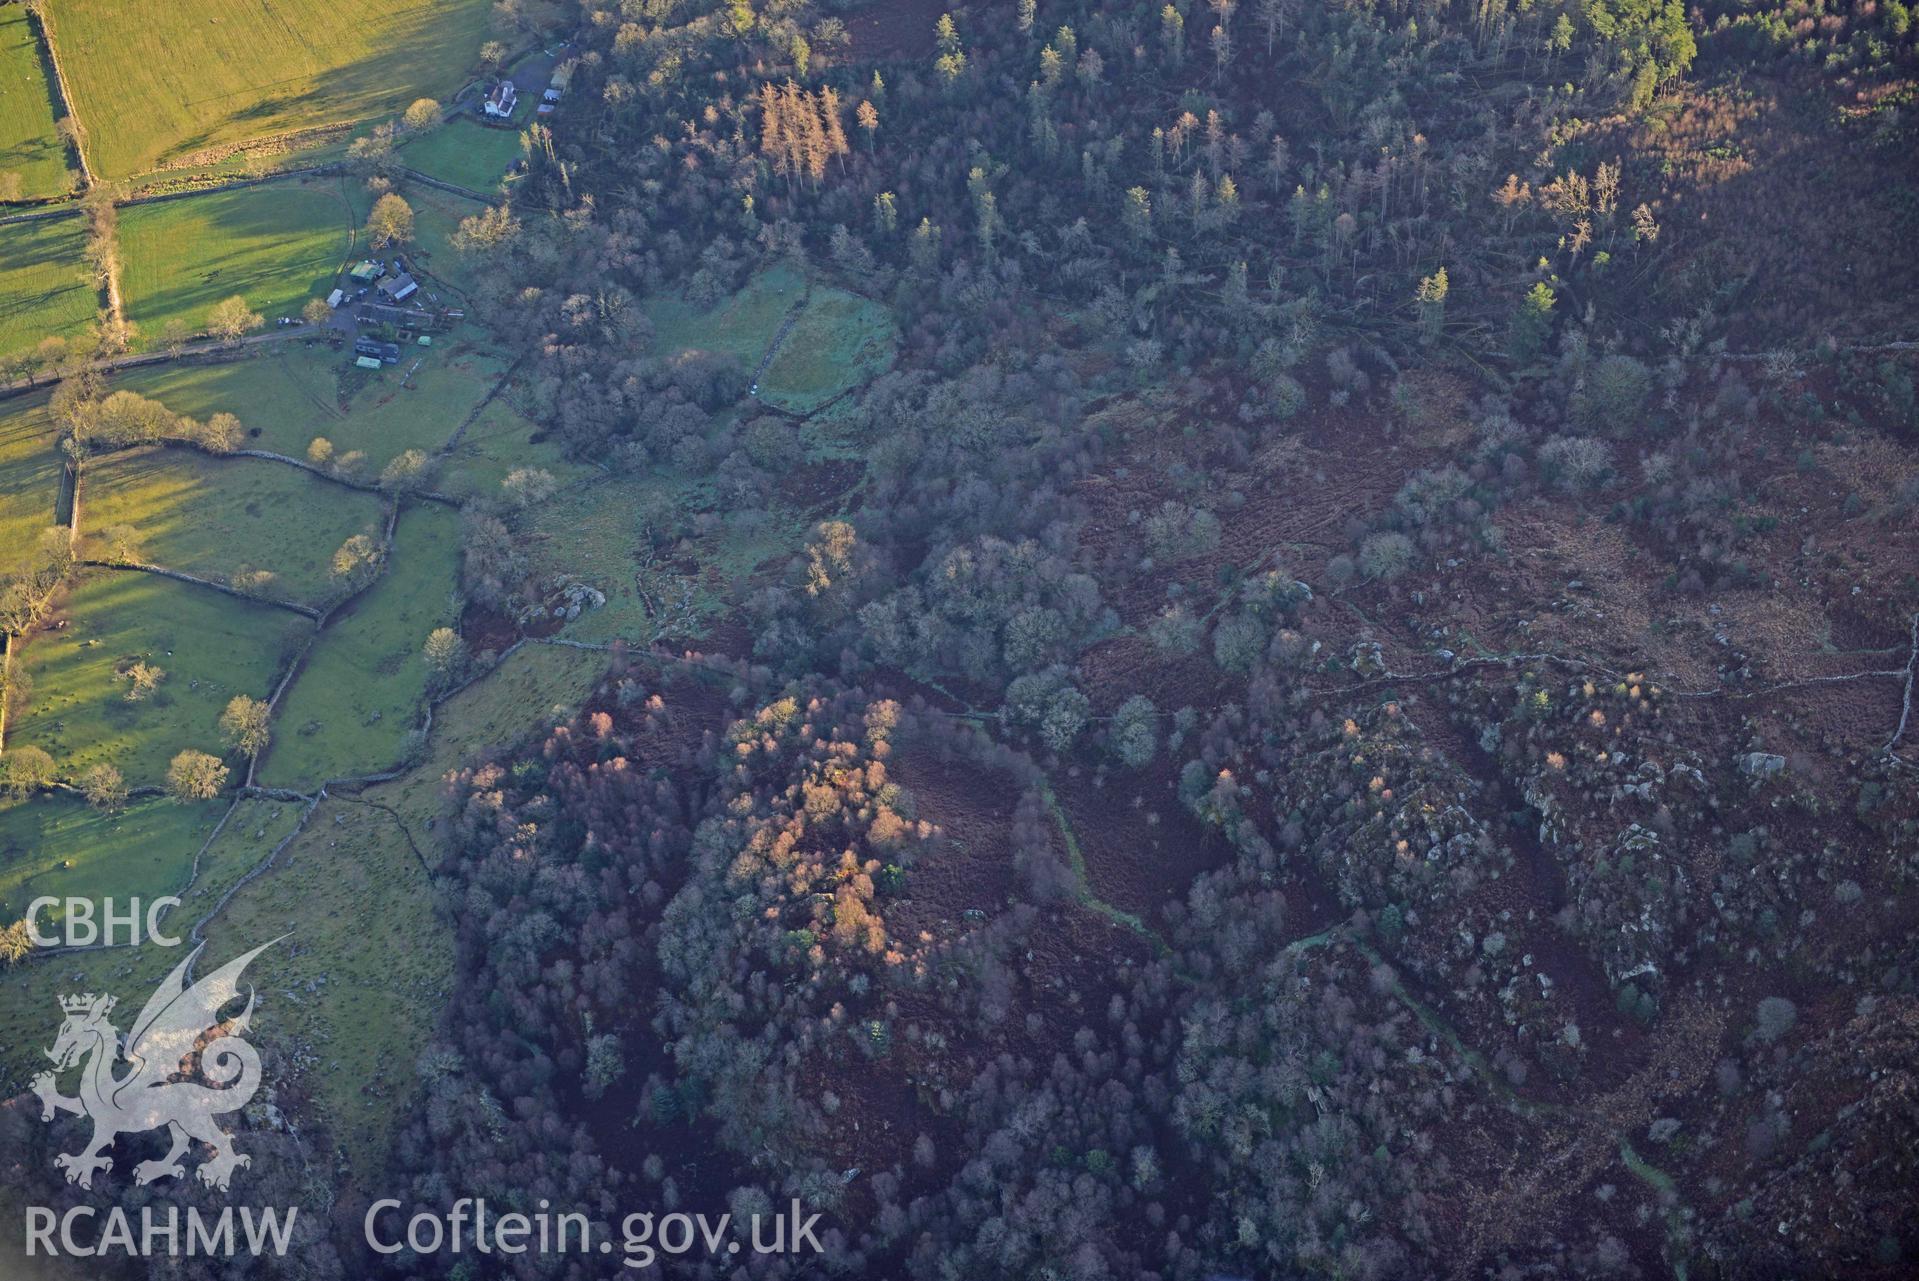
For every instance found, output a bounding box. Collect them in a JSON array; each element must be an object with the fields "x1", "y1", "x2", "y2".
[
  {"x1": 118, "y1": 181, "x2": 350, "y2": 345},
  {"x1": 81, "y1": 447, "x2": 387, "y2": 605},
  {"x1": 646, "y1": 261, "x2": 809, "y2": 367},
  {"x1": 756, "y1": 287, "x2": 898, "y2": 414},
  {"x1": 9, "y1": 569, "x2": 308, "y2": 786},
  {"x1": 0, "y1": 8, "x2": 75, "y2": 201},
  {"x1": 0, "y1": 216, "x2": 95, "y2": 362},
  {"x1": 259, "y1": 502, "x2": 459, "y2": 787},
  {"x1": 44, "y1": 0, "x2": 494, "y2": 180},
  {"x1": 645, "y1": 264, "x2": 898, "y2": 414}
]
